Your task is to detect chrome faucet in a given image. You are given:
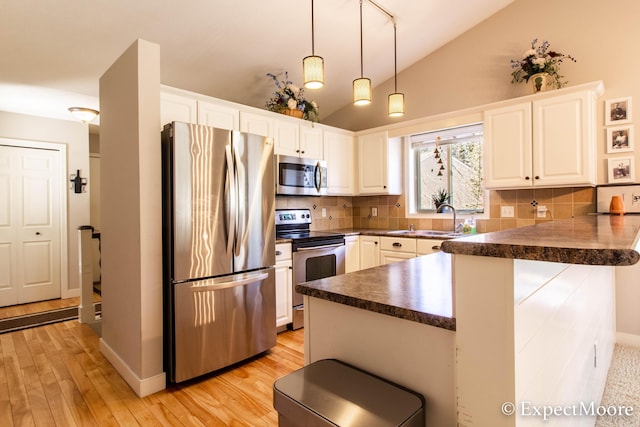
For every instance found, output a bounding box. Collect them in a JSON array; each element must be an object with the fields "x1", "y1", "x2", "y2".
[
  {"x1": 436, "y1": 203, "x2": 457, "y2": 233},
  {"x1": 409, "y1": 223, "x2": 415, "y2": 232}
]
